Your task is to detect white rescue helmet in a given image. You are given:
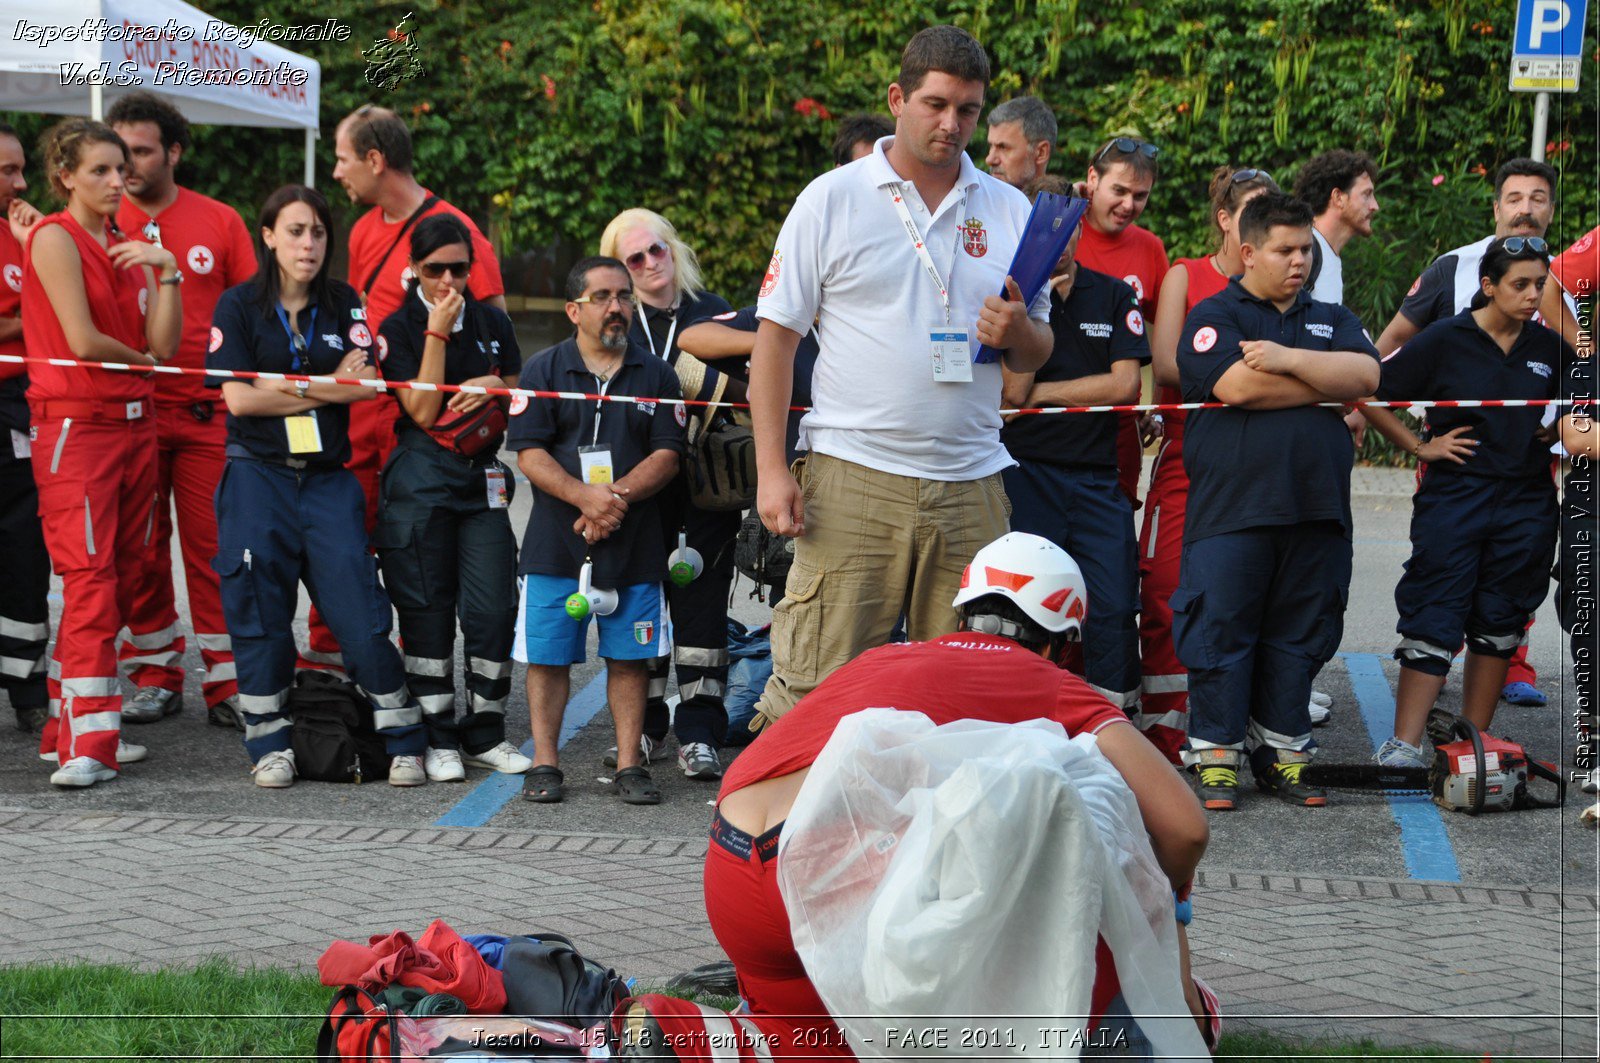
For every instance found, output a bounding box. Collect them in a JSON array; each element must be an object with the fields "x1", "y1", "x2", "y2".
[{"x1": 951, "y1": 532, "x2": 1088, "y2": 639}]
